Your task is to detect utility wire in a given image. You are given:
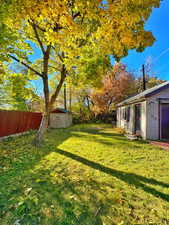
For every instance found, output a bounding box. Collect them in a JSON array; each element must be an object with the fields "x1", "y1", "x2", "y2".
[{"x1": 153, "y1": 48, "x2": 169, "y2": 64}]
